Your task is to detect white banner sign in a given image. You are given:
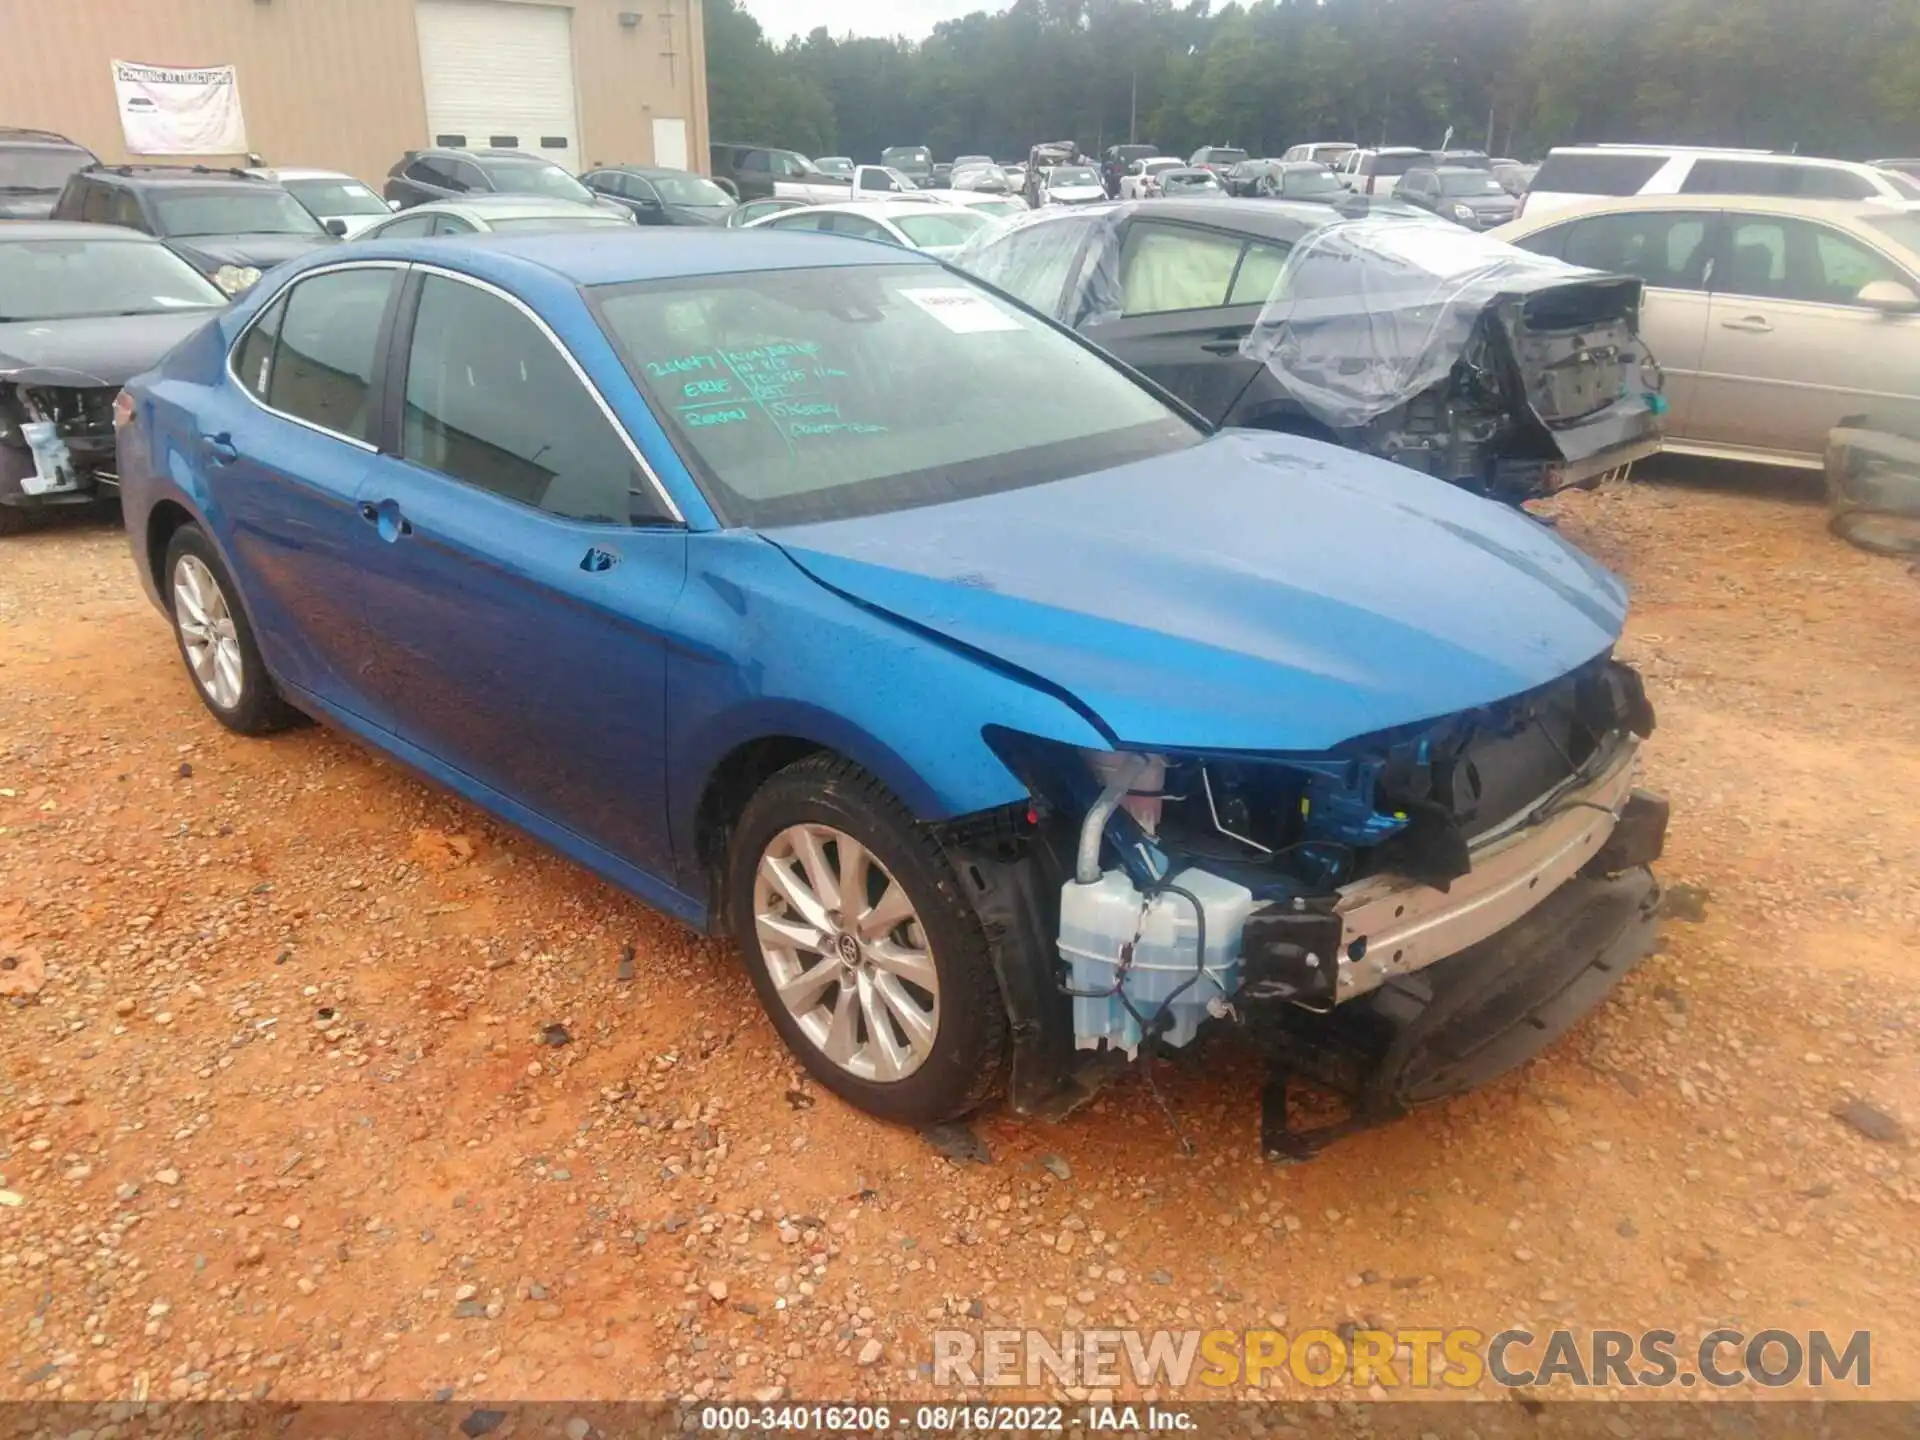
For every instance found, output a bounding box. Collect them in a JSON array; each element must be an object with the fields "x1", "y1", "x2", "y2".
[{"x1": 111, "y1": 59, "x2": 248, "y2": 155}]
